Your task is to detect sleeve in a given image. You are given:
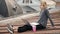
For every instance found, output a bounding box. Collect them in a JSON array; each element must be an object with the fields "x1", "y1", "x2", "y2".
[
  {"x1": 46, "y1": 10, "x2": 54, "y2": 27},
  {"x1": 37, "y1": 10, "x2": 44, "y2": 23}
]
